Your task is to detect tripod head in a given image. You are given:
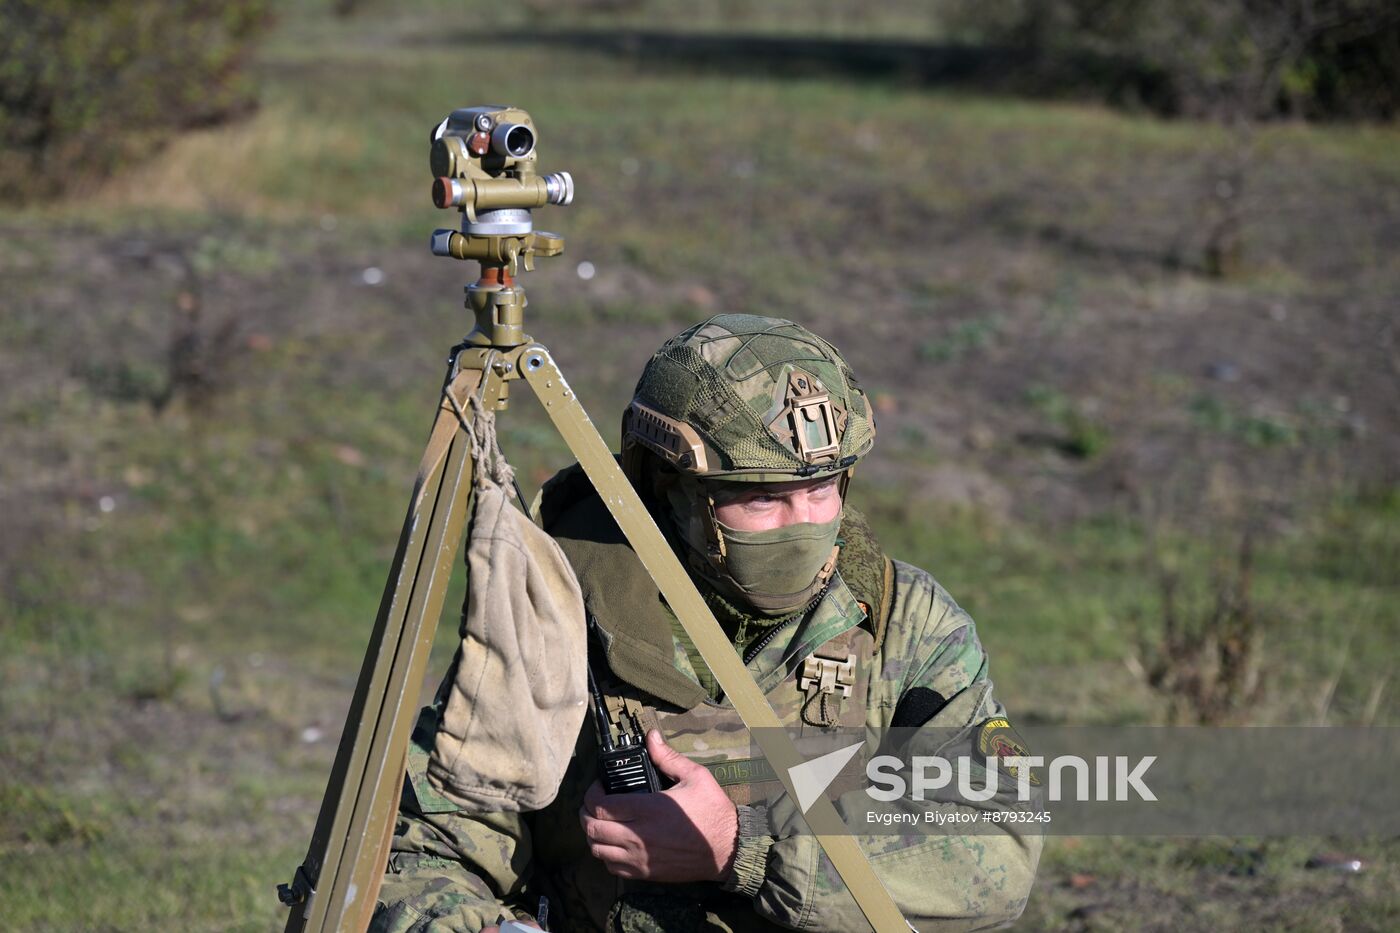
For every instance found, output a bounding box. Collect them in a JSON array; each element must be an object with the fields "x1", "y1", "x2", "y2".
[{"x1": 429, "y1": 105, "x2": 573, "y2": 347}]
